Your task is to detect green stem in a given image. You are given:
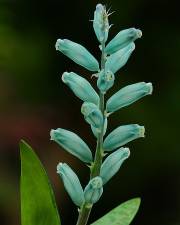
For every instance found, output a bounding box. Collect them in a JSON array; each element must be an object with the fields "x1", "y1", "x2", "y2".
[
  {"x1": 76, "y1": 40, "x2": 106, "y2": 225},
  {"x1": 75, "y1": 203, "x2": 92, "y2": 225}
]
